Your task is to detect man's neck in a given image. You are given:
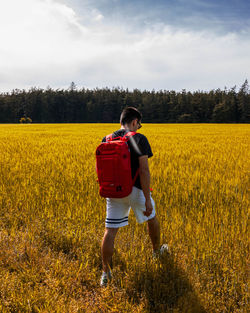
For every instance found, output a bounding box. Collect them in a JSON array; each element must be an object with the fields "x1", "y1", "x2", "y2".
[
  {"x1": 120, "y1": 125, "x2": 130, "y2": 131},
  {"x1": 121, "y1": 125, "x2": 131, "y2": 131}
]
